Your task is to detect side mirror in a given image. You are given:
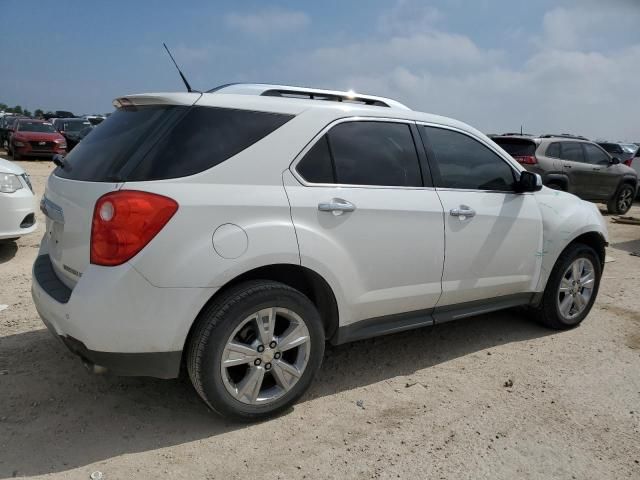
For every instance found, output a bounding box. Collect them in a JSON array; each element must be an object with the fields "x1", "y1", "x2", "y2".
[
  {"x1": 516, "y1": 171, "x2": 542, "y2": 193},
  {"x1": 52, "y1": 154, "x2": 66, "y2": 168},
  {"x1": 610, "y1": 157, "x2": 621, "y2": 165}
]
